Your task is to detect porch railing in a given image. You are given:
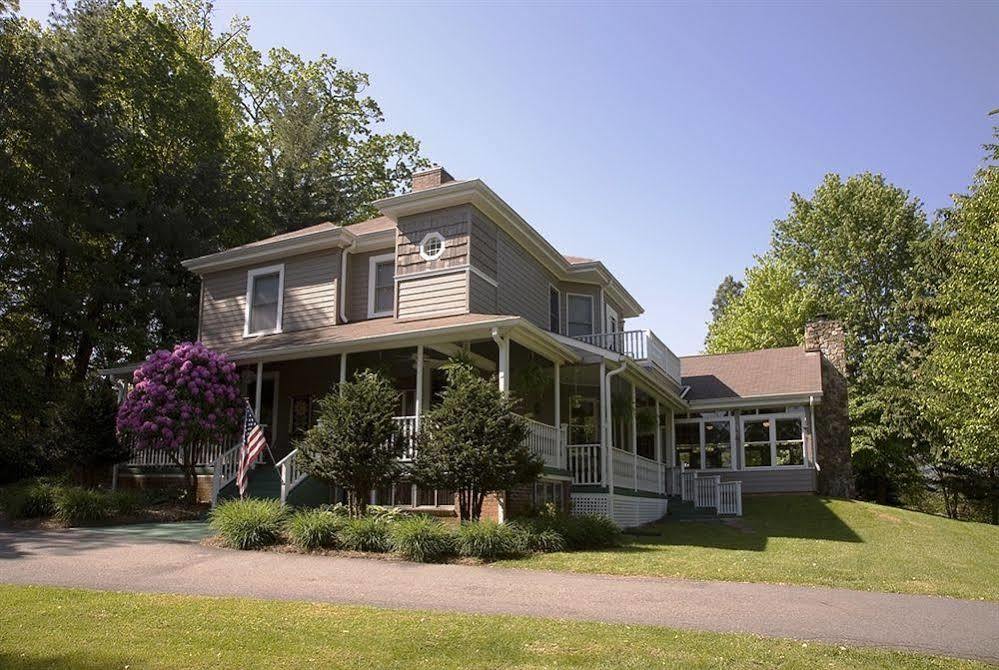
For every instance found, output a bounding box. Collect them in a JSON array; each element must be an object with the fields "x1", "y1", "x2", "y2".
[
  {"x1": 664, "y1": 464, "x2": 684, "y2": 497},
  {"x1": 394, "y1": 415, "x2": 419, "y2": 461},
  {"x1": 636, "y1": 455, "x2": 661, "y2": 492},
  {"x1": 126, "y1": 439, "x2": 235, "y2": 467},
  {"x1": 567, "y1": 444, "x2": 602, "y2": 485},
  {"x1": 694, "y1": 474, "x2": 721, "y2": 509},
  {"x1": 522, "y1": 416, "x2": 563, "y2": 469},
  {"x1": 276, "y1": 449, "x2": 307, "y2": 504},
  {"x1": 718, "y1": 480, "x2": 743, "y2": 516},
  {"x1": 210, "y1": 445, "x2": 240, "y2": 507},
  {"x1": 572, "y1": 330, "x2": 682, "y2": 384}
]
